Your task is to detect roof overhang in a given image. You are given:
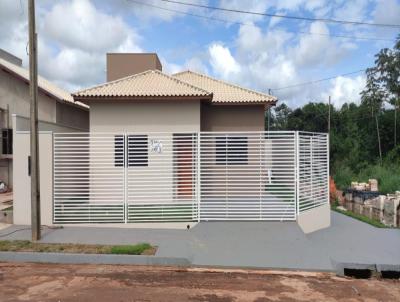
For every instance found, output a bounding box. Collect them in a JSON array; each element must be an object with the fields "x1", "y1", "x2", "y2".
[{"x1": 73, "y1": 95, "x2": 213, "y2": 104}]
